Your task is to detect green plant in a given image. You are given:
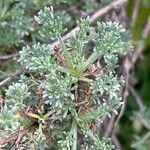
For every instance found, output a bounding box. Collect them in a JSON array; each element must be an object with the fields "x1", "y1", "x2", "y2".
[
  {"x1": 0, "y1": 0, "x2": 113, "y2": 84},
  {"x1": 0, "y1": 5, "x2": 132, "y2": 150},
  {"x1": 131, "y1": 107, "x2": 150, "y2": 150}
]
